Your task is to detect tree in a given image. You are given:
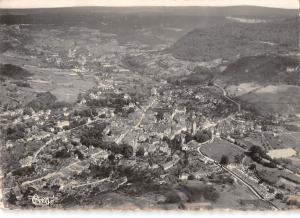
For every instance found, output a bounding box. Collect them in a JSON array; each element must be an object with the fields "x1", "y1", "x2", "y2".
[
  {"x1": 220, "y1": 155, "x2": 229, "y2": 165},
  {"x1": 120, "y1": 143, "x2": 133, "y2": 158},
  {"x1": 188, "y1": 174, "x2": 195, "y2": 180},
  {"x1": 194, "y1": 130, "x2": 212, "y2": 143},
  {"x1": 249, "y1": 164, "x2": 256, "y2": 170},
  {"x1": 80, "y1": 123, "x2": 108, "y2": 148},
  {"x1": 208, "y1": 79, "x2": 214, "y2": 86},
  {"x1": 275, "y1": 193, "x2": 283, "y2": 200},
  {"x1": 7, "y1": 190, "x2": 17, "y2": 205},
  {"x1": 268, "y1": 188, "x2": 275, "y2": 193},
  {"x1": 155, "y1": 111, "x2": 164, "y2": 121},
  {"x1": 248, "y1": 145, "x2": 265, "y2": 162},
  {"x1": 185, "y1": 132, "x2": 194, "y2": 143},
  {"x1": 165, "y1": 135, "x2": 182, "y2": 152},
  {"x1": 6, "y1": 124, "x2": 25, "y2": 140},
  {"x1": 136, "y1": 147, "x2": 145, "y2": 157},
  {"x1": 249, "y1": 145, "x2": 264, "y2": 155}
]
